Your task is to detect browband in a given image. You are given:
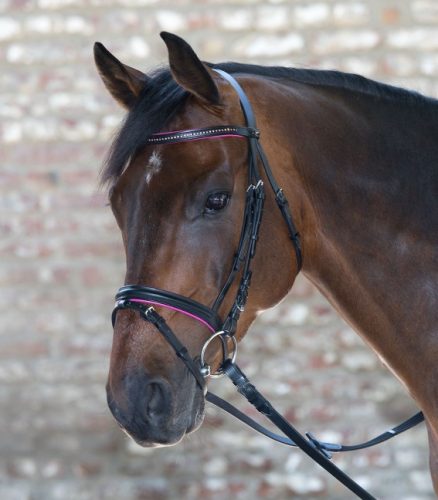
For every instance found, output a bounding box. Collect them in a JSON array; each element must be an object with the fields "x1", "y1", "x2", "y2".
[{"x1": 144, "y1": 125, "x2": 259, "y2": 145}]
